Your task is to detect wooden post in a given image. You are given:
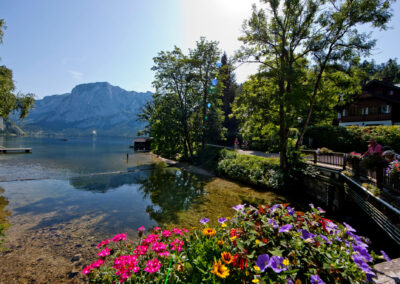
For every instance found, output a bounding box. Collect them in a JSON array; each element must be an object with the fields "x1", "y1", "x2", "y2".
[{"x1": 313, "y1": 151, "x2": 317, "y2": 164}]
